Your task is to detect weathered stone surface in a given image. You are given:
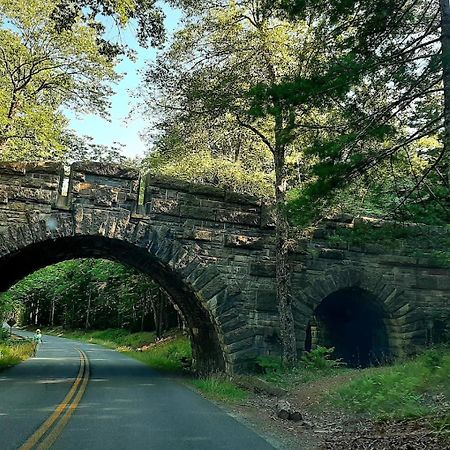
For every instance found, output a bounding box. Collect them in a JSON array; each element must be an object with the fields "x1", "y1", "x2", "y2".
[
  {"x1": 260, "y1": 205, "x2": 275, "y2": 228},
  {"x1": 0, "y1": 190, "x2": 8, "y2": 204},
  {"x1": 250, "y1": 262, "x2": 276, "y2": 277},
  {"x1": 0, "y1": 161, "x2": 448, "y2": 373},
  {"x1": 150, "y1": 198, "x2": 180, "y2": 216},
  {"x1": 0, "y1": 161, "x2": 62, "y2": 175},
  {"x1": 183, "y1": 228, "x2": 215, "y2": 241},
  {"x1": 224, "y1": 234, "x2": 263, "y2": 249},
  {"x1": 93, "y1": 187, "x2": 119, "y2": 207},
  {"x1": 72, "y1": 161, "x2": 138, "y2": 179},
  {"x1": 216, "y1": 209, "x2": 260, "y2": 226}
]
